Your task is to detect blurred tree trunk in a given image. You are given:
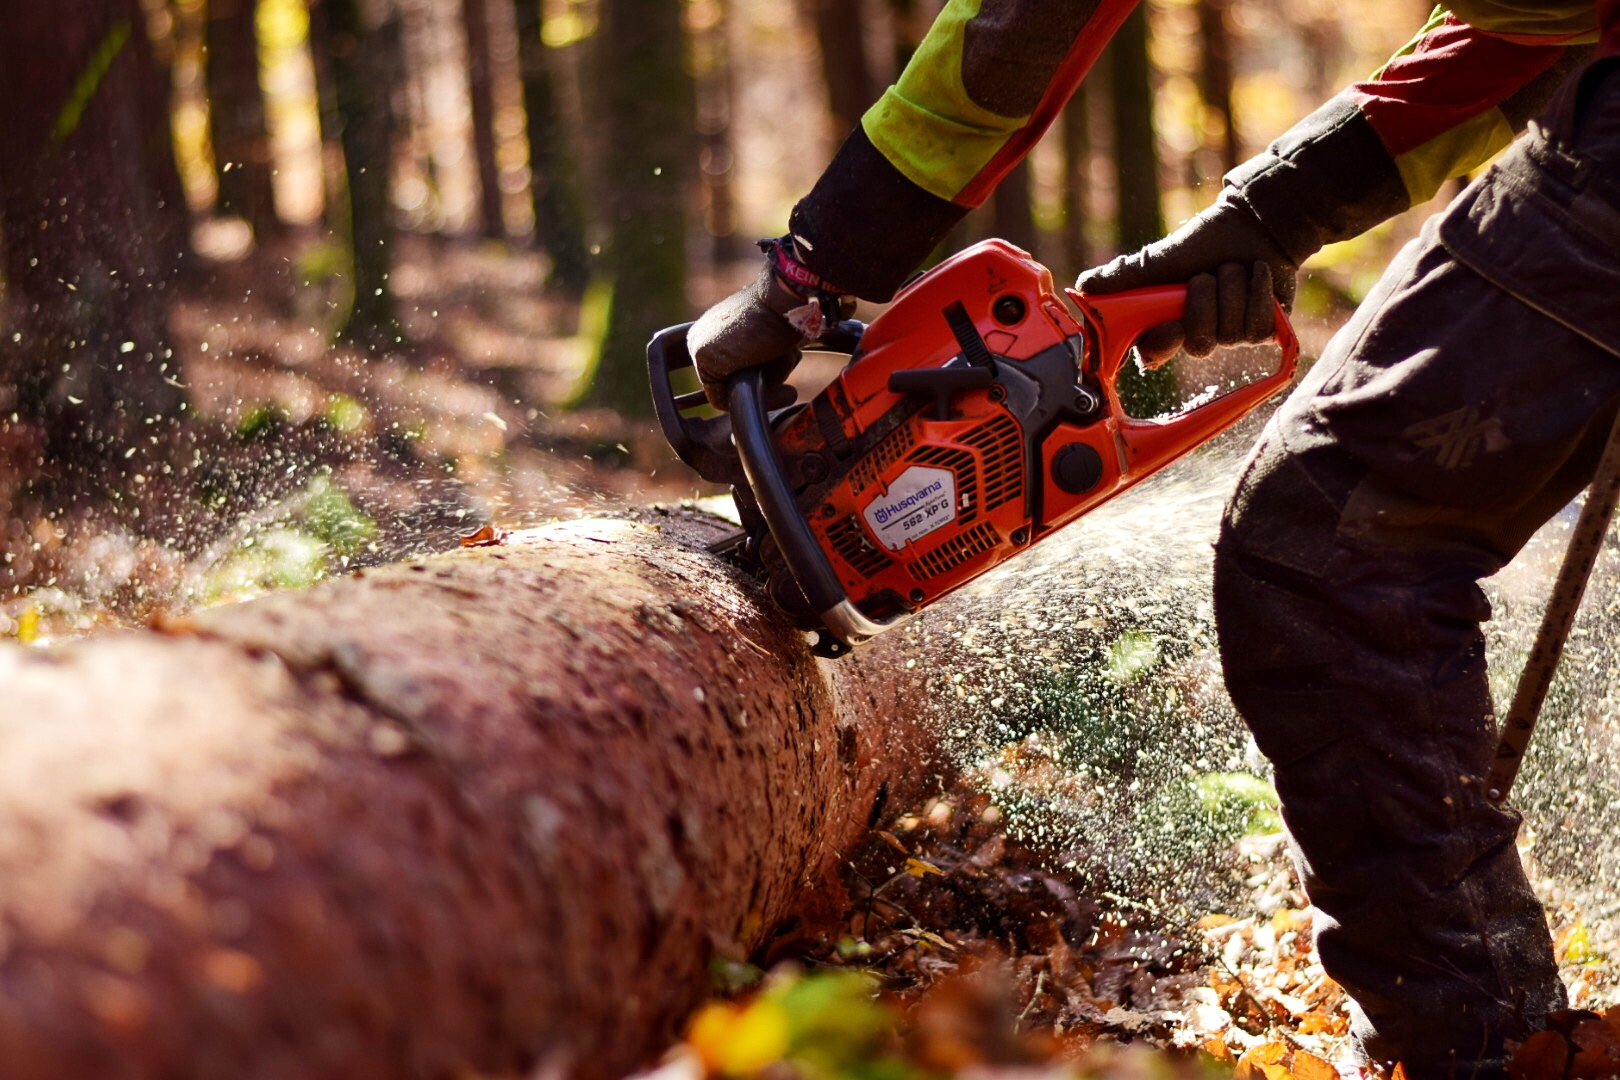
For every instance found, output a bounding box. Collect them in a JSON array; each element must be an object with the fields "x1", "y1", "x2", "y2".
[
  {"x1": 324, "y1": 0, "x2": 405, "y2": 348},
  {"x1": 585, "y1": 0, "x2": 693, "y2": 417},
  {"x1": 1060, "y1": 88, "x2": 1090, "y2": 276},
  {"x1": 132, "y1": 0, "x2": 197, "y2": 277},
  {"x1": 304, "y1": 0, "x2": 347, "y2": 234},
  {"x1": 694, "y1": 0, "x2": 742, "y2": 263},
  {"x1": 1108, "y1": 4, "x2": 1162, "y2": 253},
  {"x1": 463, "y1": 0, "x2": 506, "y2": 239},
  {"x1": 807, "y1": 0, "x2": 876, "y2": 143},
  {"x1": 1106, "y1": 5, "x2": 1172, "y2": 415},
  {"x1": 1196, "y1": 0, "x2": 1238, "y2": 177},
  {"x1": 888, "y1": 0, "x2": 922, "y2": 80},
  {"x1": 207, "y1": 0, "x2": 283, "y2": 238},
  {"x1": 991, "y1": 158, "x2": 1037, "y2": 257},
  {"x1": 0, "y1": 0, "x2": 186, "y2": 505},
  {"x1": 514, "y1": 0, "x2": 592, "y2": 294}
]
